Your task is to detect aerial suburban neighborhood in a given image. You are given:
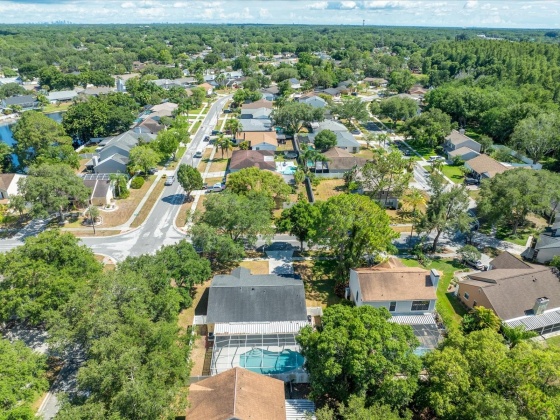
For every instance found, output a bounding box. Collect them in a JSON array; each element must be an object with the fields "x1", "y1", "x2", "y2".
[{"x1": 1, "y1": 4, "x2": 560, "y2": 420}]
